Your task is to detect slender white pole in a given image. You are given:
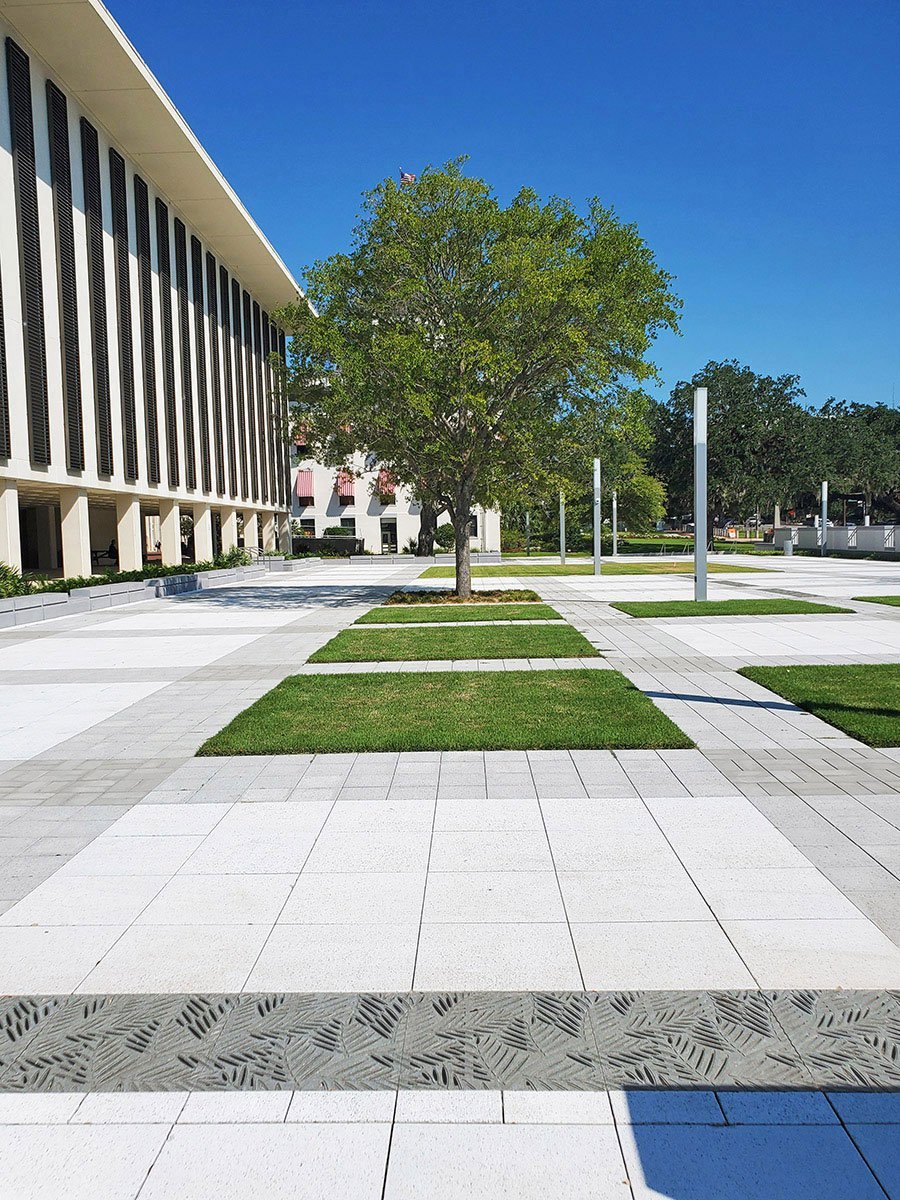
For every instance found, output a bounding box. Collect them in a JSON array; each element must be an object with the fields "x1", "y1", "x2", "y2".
[
  {"x1": 821, "y1": 480, "x2": 828, "y2": 556},
  {"x1": 612, "y1": 489, "x2": 618, "y2": 556},
  {"x1": 694, "y1": 387, "x2": 708, "y2": 601},
  {"x1": 593, "y1": 457, "x2": 602, "y2": 575},
  {"x1": 559, "y1": 491, "x2": 566, "y2": 566}
]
